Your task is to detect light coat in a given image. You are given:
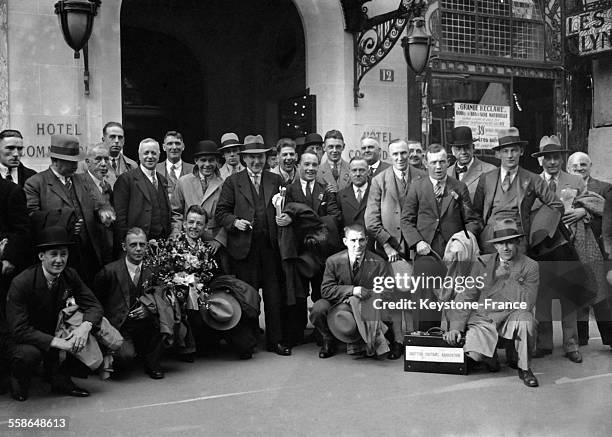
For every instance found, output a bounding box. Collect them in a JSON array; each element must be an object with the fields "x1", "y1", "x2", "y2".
[{"x1": 447, "y1": 157, "x2": 497, "y2": 202}]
